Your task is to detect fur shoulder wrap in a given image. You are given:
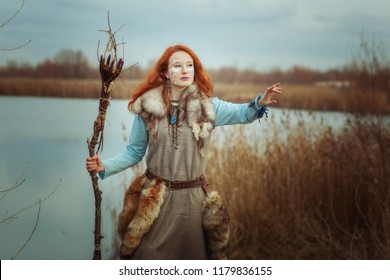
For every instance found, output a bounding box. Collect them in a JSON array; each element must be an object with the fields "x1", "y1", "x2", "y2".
[{"x1": 131, "y1": 84, "x2": 215, "y2": 155}]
